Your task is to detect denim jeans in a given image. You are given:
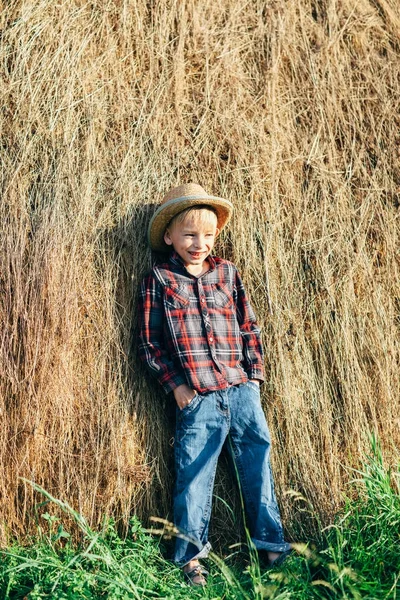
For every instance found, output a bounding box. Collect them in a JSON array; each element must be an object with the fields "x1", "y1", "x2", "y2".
[{"x1": 173, "y1": 381, "x2": 291, "y2": 566}]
